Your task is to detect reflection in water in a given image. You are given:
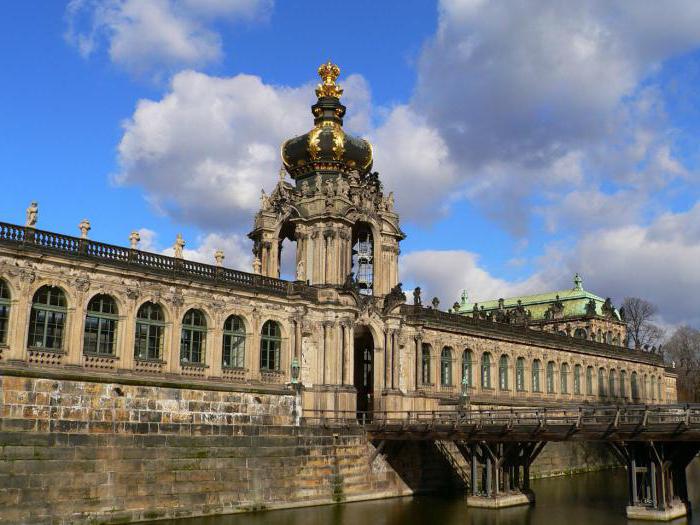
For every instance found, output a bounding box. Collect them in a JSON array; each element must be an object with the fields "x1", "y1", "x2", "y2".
[{"x1": 157, "y1": 458, "x2": 700, "y2": 525}]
